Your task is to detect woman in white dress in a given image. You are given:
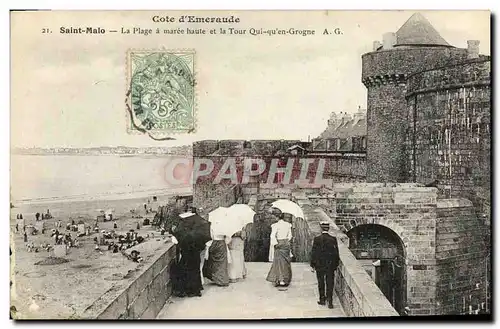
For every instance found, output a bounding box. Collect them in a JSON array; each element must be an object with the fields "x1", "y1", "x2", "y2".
[{"x1": 228, "y1": 229, "x2": 247, "y2": 283}]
